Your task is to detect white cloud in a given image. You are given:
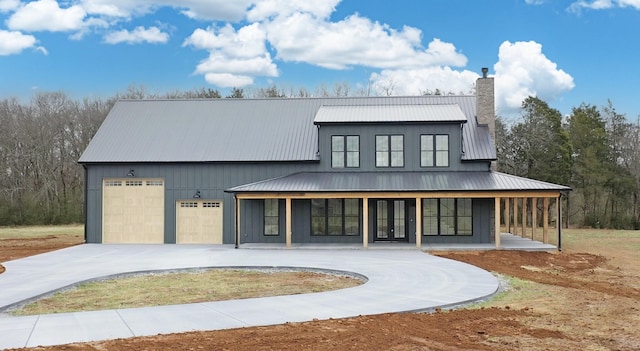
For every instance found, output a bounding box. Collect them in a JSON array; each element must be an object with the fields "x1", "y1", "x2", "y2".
[
  {"x1": 264, "y1": 13, "x2": 466, "y2": 70},
  {"x1": 525, "y1": 0, "x2": 547, "y2": 4},
  {"x1": 173, "y1": 0, "x2": 253, "y2": 21},
  {"x1": 618, "y1": 0, "x2": 640, "y2": 8},
  {"x1": 494, "y1": 41, "x2": 574, "y2": 114},
  {"x1": 184, "y1": 23, "x2": 278, "y2": 87},
  {"x1": 369, "y1": 67, "x2": 479, "y2": 96},
  {"x1": 567, "y1": 0, "x2": 640, "y2": 12},
  {"x1": 104, "y1": 26, "x2": 169, "y2": 44},
  {"x1": 247, "y1": 0, "x2": 339, "y2": 21},
  {"x1": 7, "y1": 0, "x2": 86, "y2": 32},
  {"x1": 79, "y1": 0, "x2": 253, "y2": 21},
  {"x1": 203, "y1": 73, "x2": 254, "y2": 87},
  {"x1": 185, "y1": 23, "x2": 268, "y2": 57},
  {"x1": 0, "y1": 29, "x2": 43, "y2": 55},
  {"x1": 0, "y1": 0, "x2": 20, "y2": 13}
]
